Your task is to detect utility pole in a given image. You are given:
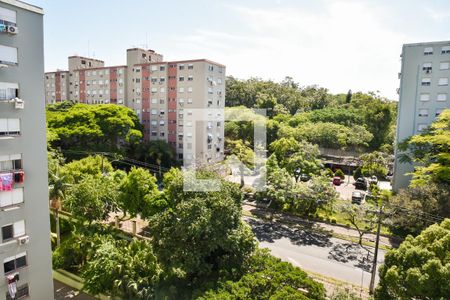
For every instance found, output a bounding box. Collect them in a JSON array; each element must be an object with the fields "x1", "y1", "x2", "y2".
[{"x1": 369, "y1": 204, "x2": 383, "y2": 294}]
